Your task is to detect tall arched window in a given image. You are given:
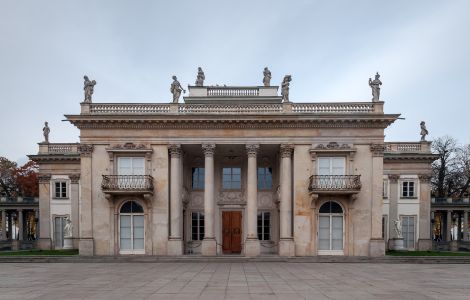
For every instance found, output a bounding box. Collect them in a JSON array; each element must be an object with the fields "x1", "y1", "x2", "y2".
[
  {"x1": 119, "y1": 201, "x2": 144, "y2": 254},
  {"x1": 318, "y1": 201, "x2": 344, "y2": 254}
]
